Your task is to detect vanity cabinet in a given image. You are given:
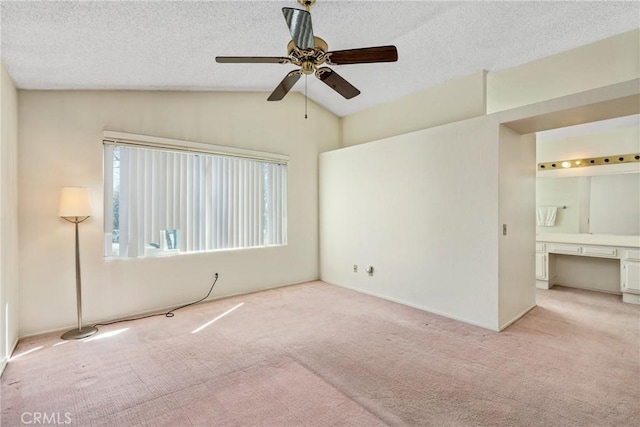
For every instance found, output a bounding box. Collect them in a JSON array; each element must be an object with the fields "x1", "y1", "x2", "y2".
[
  {"x1": 536, "y1": 234, "x2": 640, "y2": 305},
  {"x1": 622, "y1": 250, "x2": 640, "y2": 294},
  {"x1": 535, "y1": 243, "x2": 547, "y2": 280}
]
